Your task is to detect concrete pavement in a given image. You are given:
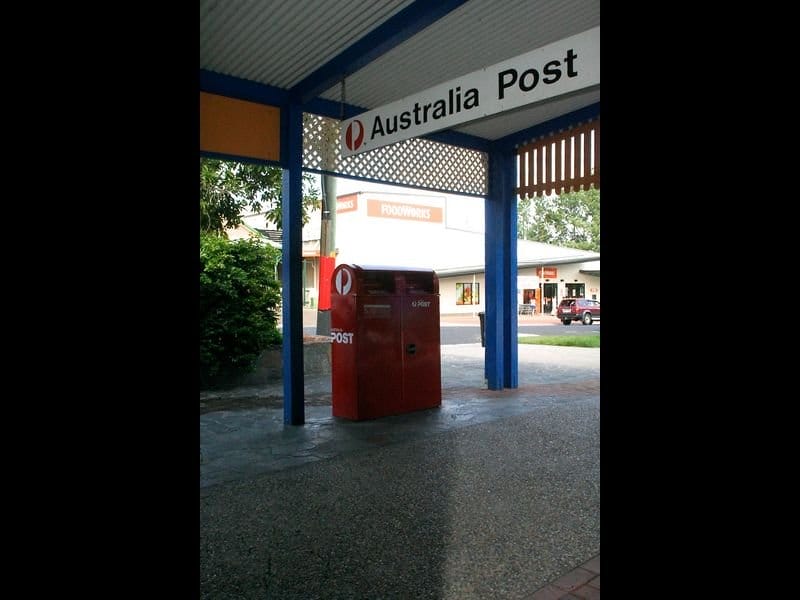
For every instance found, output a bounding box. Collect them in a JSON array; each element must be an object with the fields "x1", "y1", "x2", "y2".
[{"x1": 200, "y1": 331, "x2": 600, "y2": 599}]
